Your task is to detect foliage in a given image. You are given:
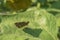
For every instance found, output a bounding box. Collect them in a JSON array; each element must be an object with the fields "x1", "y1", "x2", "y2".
[
  {"x1": 0, "y1": 0, "x2": 60, "y2": 40},
  {"x1": 0, "y1": 8, "x2": 57, "y2": 40}
]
